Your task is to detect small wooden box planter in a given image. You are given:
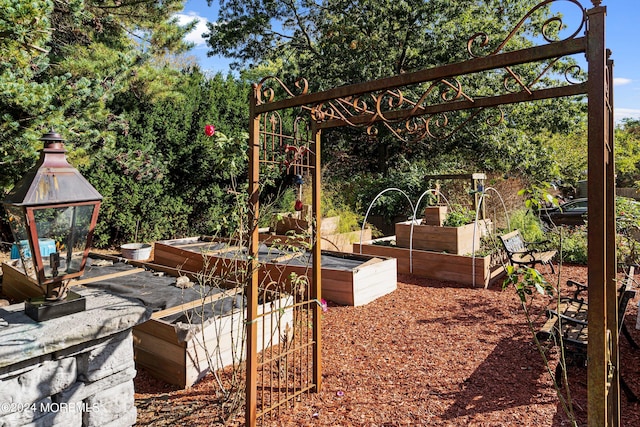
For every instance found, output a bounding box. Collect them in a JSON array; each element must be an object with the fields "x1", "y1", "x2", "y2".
[
  {"x1": 354, "y1": 239, "x2": 505, "y2": 288},
  {"x1": 272, "y1": 213, "x2": 340, "y2": 235},
  {"x1": 424, "y1": 206, "x2": 448, "y2": 226},
  {"x1": 260, "y1": 227, "x2": 372, "y2": 253},
  {"x1": 395, "y1": 220, "x2": 491, "y2": 255},
  {"x1": 154, "y1": 237, "x2": 397, "y2": 306},
  {"x1": 274, "y1": 216, "x2": 310, "y2": 235}
]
